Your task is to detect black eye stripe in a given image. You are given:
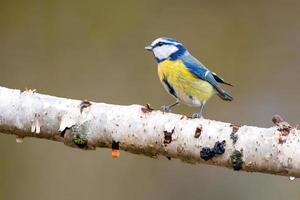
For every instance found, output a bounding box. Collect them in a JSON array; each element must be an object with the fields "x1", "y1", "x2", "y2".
[
  {"x1": 153, "y1": 41, "x2": 181, "y2": 48},
  {"x1": 153, "y1": 42, "x2": 164, "y2": 47}
]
